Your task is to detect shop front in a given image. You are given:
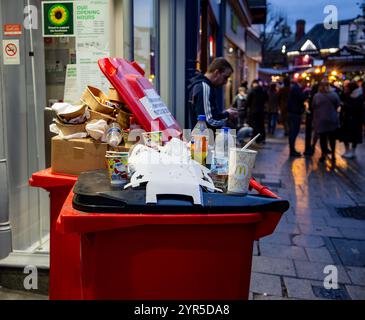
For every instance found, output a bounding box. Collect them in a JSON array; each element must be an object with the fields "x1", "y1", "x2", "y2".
[
  {"x1": 224, "y1": 1, "x2": 246, "y2": 108},
  {"x1": 0, "y1": 0, "x2": 184, "y2": 260},
  {"x1": 325, "y1": 46, "x2": 365, "y2": 80}
]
